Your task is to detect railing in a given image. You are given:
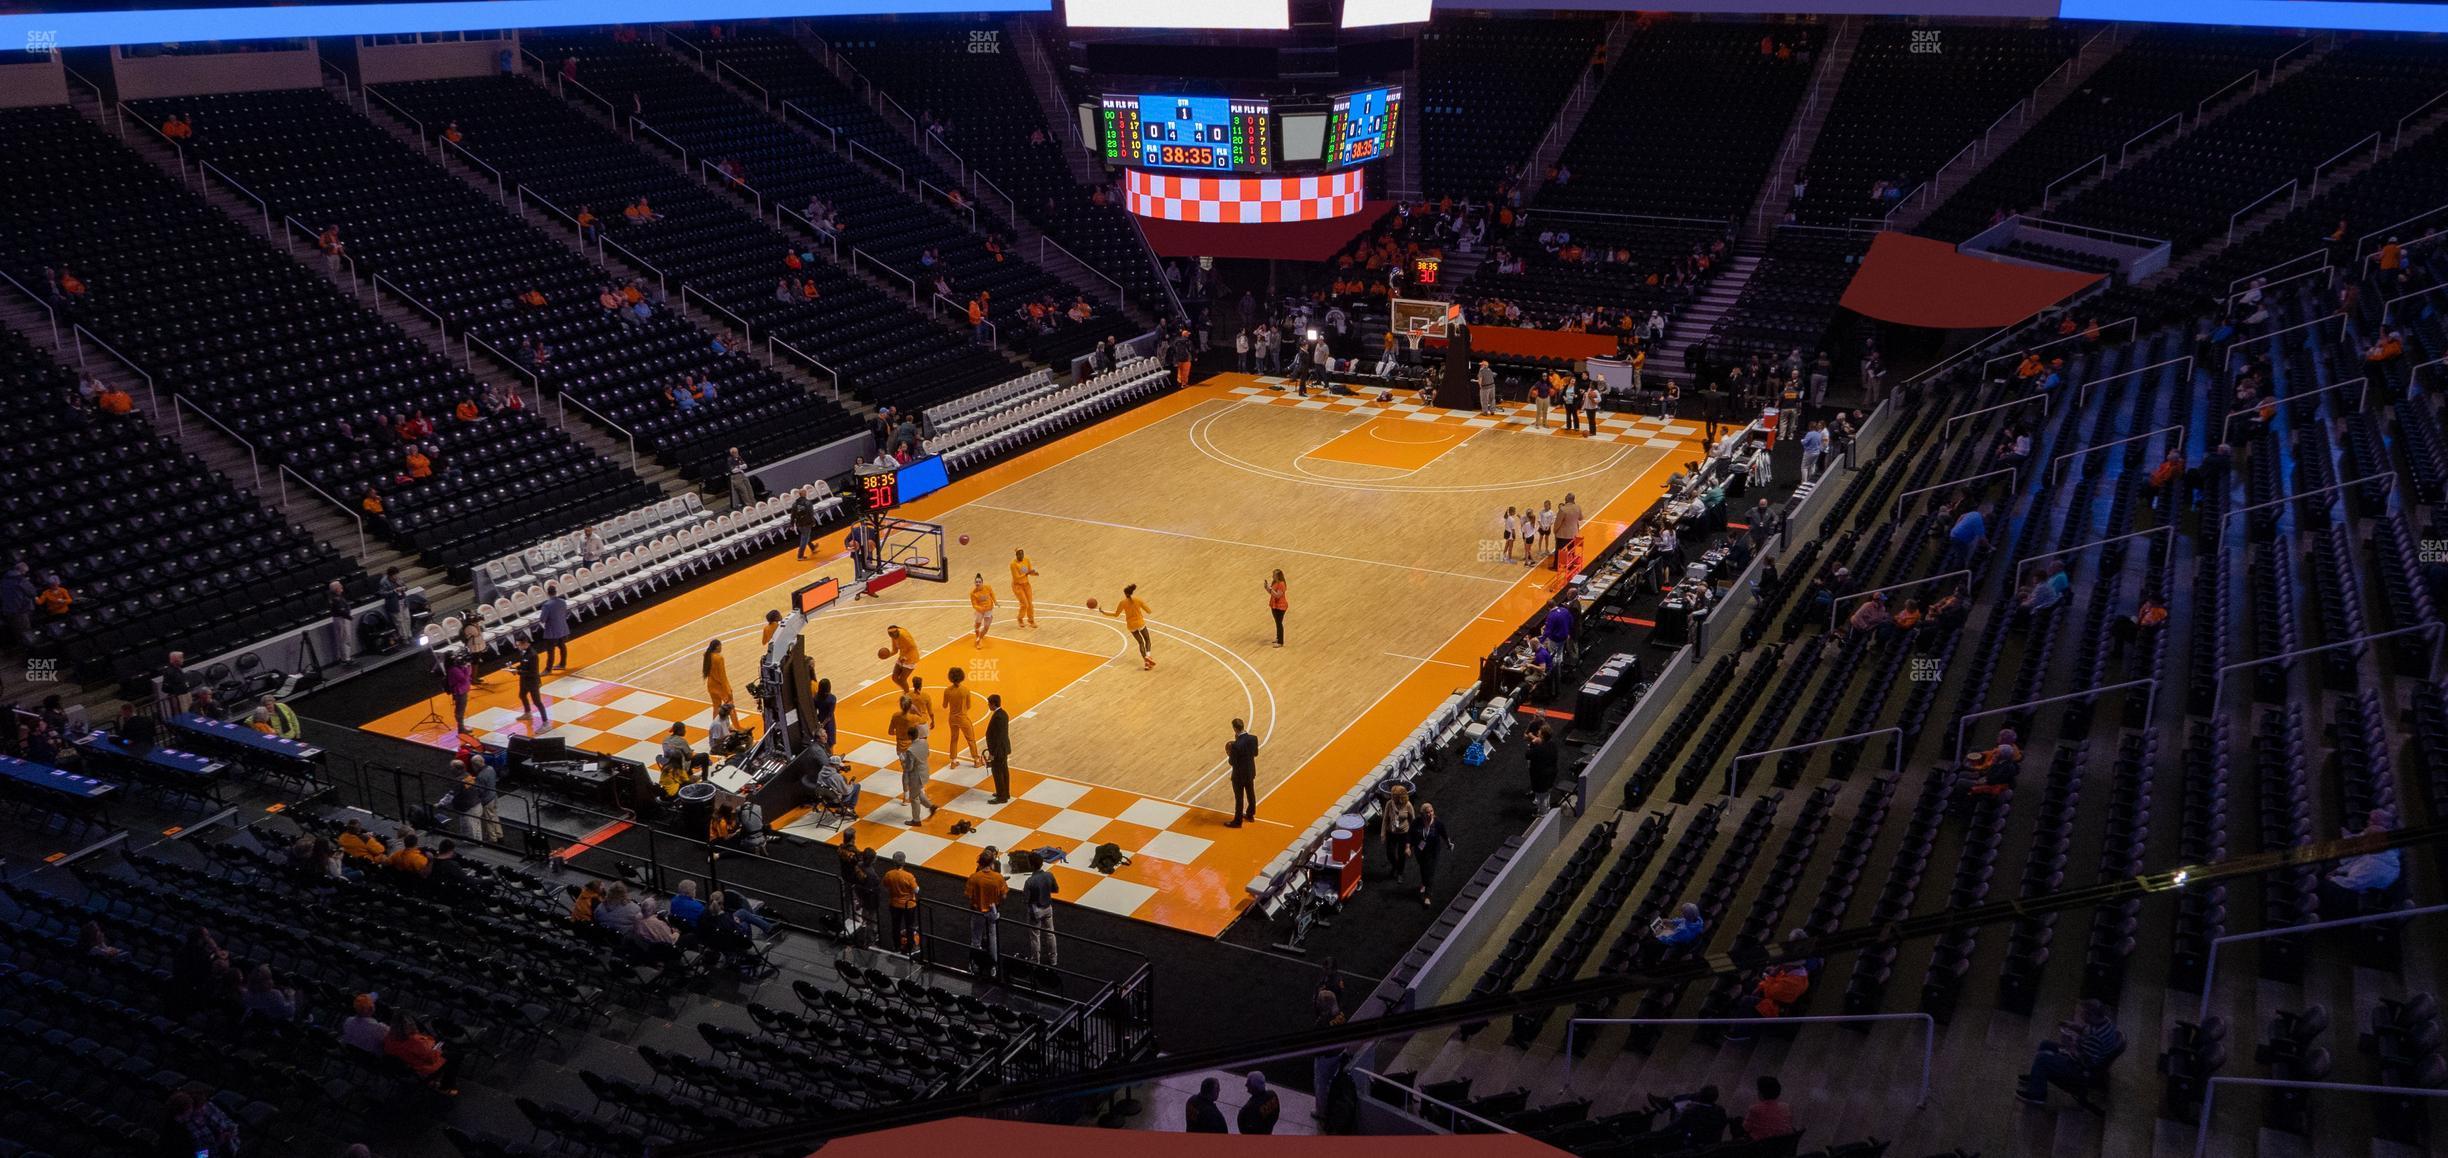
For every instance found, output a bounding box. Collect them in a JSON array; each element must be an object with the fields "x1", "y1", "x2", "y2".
[
  {"x1": 877, "y1": 91, "x2": 918, "y2": 137},
  {"x1": 70, "y1": 324, "x2": 162, "y2": 422},
  {"x1": 2196, "y1": 1079, "x2": 2448, "y2": 1158},
  {"x1": 565, "y1": 75, "x2": 618, "y2": 122},
  {"x1": 2010, "y1": 214, "x2": 2167, "y2": 250},
  {"x1": 2229, "y1": 180, "x2": 2297, "y2": 244},
  {"x1": 715, "y1": 60, "x2": 771, "y2": 110},
  {"x1": 553, "y1": 386, "x2": 640, "y2": 471},
  {"x1": 372, "y1": 273, "x2": 452, "y2": 352},
  {"x1": 0, "y1": 267, "x2": 60, "y2": 349},
  {"x1": 2041, "y1": 154, "x2": 2108, "y2": 209},
  {"x1": 682, "y1": 285, "x2": 753, "y2": 345},
  {"x1": 768, "y1": 335, "x2": 841, "y2": 399},
  {"x1": 1564, "y1": 1015, "x2": 1935, "y2": 1104},
  {"x1": 170, "y1": 395, "x2": 261, "y2": 490},
  {"x1": 854, "y1": 247, "x2": 918, "y2": 305},
  {"x1": 850, "y1": 140, "x2": 905, "y2": 190},
  {"x1": 2197, "y1": 70, "x2": 2256, "y2": 121},
  {"x1": 277, "y1": 465, "x2": 368, "y2": 559},
  {"x1": 1729, "y1": 728, "x2": 1904, "y2": 798},
  {"x1": 121, "y1": 101, "x2": 189, "y2": 178},
  {"x1": 600, "y1": 235, "x2": 667, "y2": 296},
  {"x1": 2228, "y1": 248, "x2": 2329, "y2": 298},
  {"x1": 196, "y1": 160, "x2": 273, "y2": 235},
  {"x1": 319, "y1": 56, "x2": 354, "y2": 97},
  {"x1": 1895, "y1": 469, "x2": 2016, "y2": 518},
  {"x1": 63, "y1": 67, "x2": 115, "y2": 132},
  {"x1": 700, "y1": 159, "x2": 763, "y2": 218},
  {"x1": 2270, "y1": 33, "x2": 2323, "y2": 78},
  {"x1": 1944, "y1": 390, "x2": 2050, "y2": 437},
  {"x1": 2015, "y1": 524, "x2": 2173, "y2": 585},
  {"x1": 1952, "y1": 678, "x2": 2159, "y2": 762},
  {"x1": 2310, "y1": 131, "x2": 2381, "y2": 197},
  {"x1": 781, "y1": 100, "x2": 839, "y2": 151},
  {"x1": 775, "y1": 205, "x2": 840, "y2": 260},
  {"x1": 934, "y1": 293, "x2": 996, "y2": 349},
  {"x1": 922, "y1": 128, "x2": 969, "y2": 185},
  {"x1": 2219, "y1": 311, "x2": 2341, "y2": 374},
  {"x1": 283, "y1": 215, "x2": 361, "y2": 296},
  {"x1": 2357, "y1": 200, "x2": 2448, "y2": 261},
  {"x1": 2050, "y1": 424, "x2": 2184, "y2": 486},
  {"x1": 2382, "y1": 281, "x2": 2448, "y2": 325},
  {"x1": 1039, "y1": 234, "x2": 1127, "y2": 307},
  {"x1": 1976, "y1": 316, "x2": 2141, "y2": 382},
  {"x1": 973, "y1": 171, "x2": 1017, "y2": 222},
  {"x1": 2399, "y1": 86, "x2": 2448, "y2": 149},
  {"x1": 919, "y1": 179, "x2": 976, "y2": 233},
  {"x1": 516, "y1": 183, "x2": 591, "y2": 253},
  {"x1": 2119, "y1": 112, "x2": 2182, "y2": 167},
  {"x1": 363, "y1": 86, "x2": 428, "y2": 151},
  {"x1": 2221, "y1": 376, "x2": 2368, "y2": 441},
  {"x1": 630, "y1": 117, "x2": 688, "y2": 167},
  {"x1": 1350, "y1": 1066, "x2": 1518, "y2": 1133},
  {"x1": 439, "y1": 134, "x2": 505, "y2": 200},
  {"x1": 2206, "y1": 621, "x2": 2436, "y2": 721},
  {"x1": 662, "y1": 27, "x2": 705, "y2": 65}
]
